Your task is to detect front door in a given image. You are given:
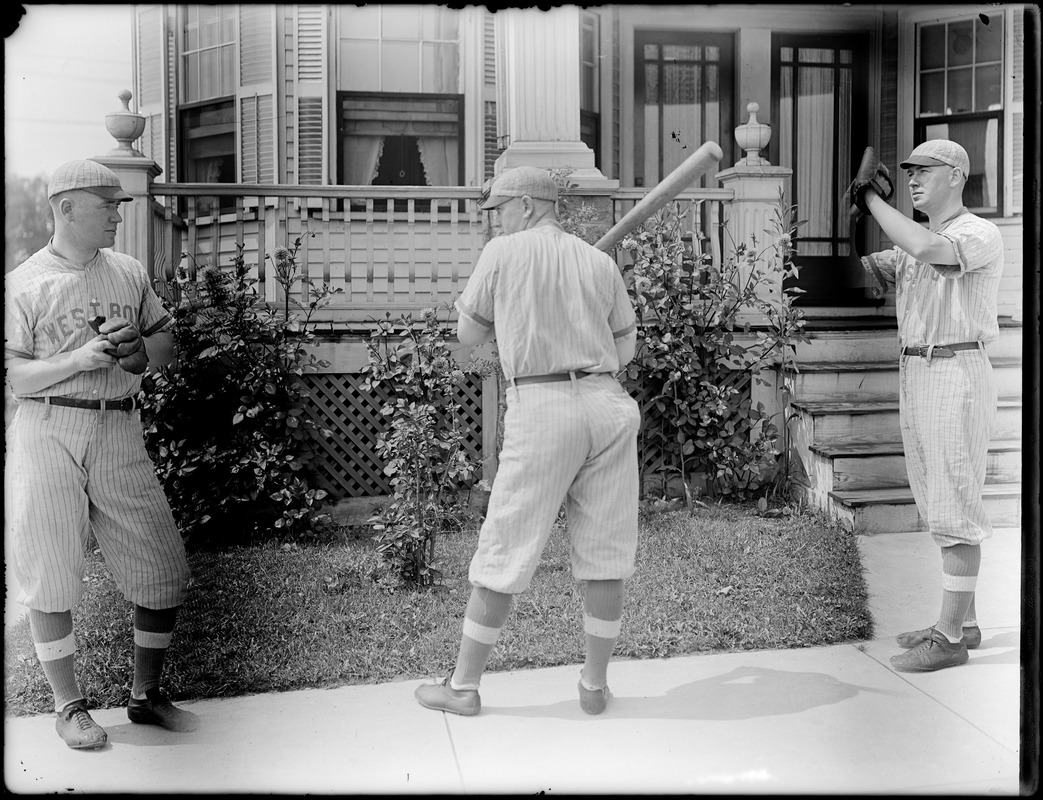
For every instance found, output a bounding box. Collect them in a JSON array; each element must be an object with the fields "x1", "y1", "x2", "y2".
[{"x1": 771, "y1": 34, "x2": 872, "y2": 307}]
